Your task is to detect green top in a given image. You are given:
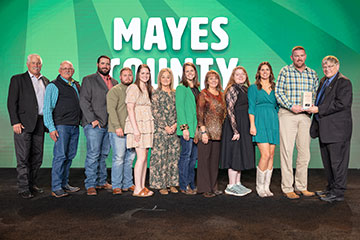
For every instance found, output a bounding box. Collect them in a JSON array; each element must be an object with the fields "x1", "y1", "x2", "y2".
[
  {"x1": 175, "y1": 84, "x2": 198, "y2": 138},
  {"x1": 106, "y1": 83, "x2": 129, "y2": 133}
]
